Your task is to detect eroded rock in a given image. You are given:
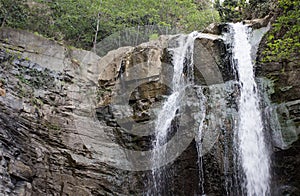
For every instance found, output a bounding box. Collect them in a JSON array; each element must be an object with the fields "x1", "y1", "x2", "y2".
[
  {"x1": 0, "y1": 80, "x2": 5, "y2": 96},
  {"x1": 1, "y1": 22, "x2": 298, "y2": 195},
  {"x1": 243, "y1": 14, "x2": 272, "y2": 29},
  {"x1": 8, "y1": 160, "x2": 33, "y2": 181},
  {"x1": 203, "y1": 23, "x2": 221, "y2": 35},
  {"x1": 255, "y1": 16, "x2": 300, "y2": 194}
]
